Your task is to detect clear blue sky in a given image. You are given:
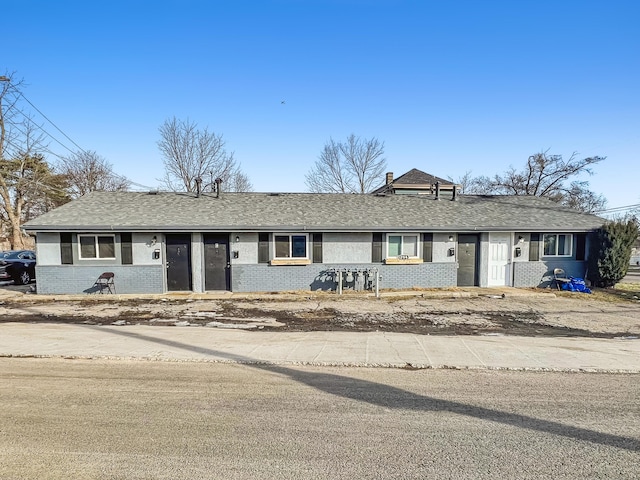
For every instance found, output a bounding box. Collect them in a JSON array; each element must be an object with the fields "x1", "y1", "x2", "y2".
[{"x1": 4, "y1": 0, "x2": 639, "y2": 211}]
